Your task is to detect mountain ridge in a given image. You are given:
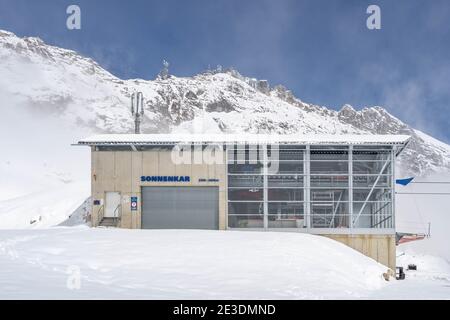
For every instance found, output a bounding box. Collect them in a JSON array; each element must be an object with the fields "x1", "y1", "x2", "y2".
[{"x1": 1, "y1": 29, "x2": 449, "y2": 176}]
